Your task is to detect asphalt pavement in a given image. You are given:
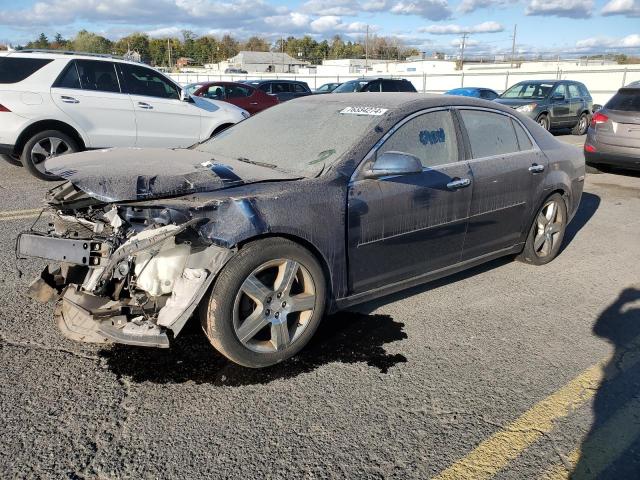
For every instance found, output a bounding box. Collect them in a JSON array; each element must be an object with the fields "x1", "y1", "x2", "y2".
[{"x1": 1, "y1": 134, "x2": 639, "y2": 479}]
